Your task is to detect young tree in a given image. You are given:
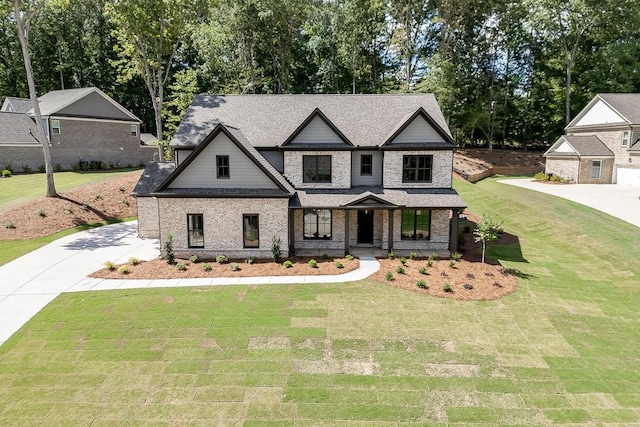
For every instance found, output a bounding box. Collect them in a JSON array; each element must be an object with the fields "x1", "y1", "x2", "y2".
[
  {"x1": 13, "y1": 0, "x2": 57, "y2": 197},
  {"x1": 473, "y1": 215, "x2": 502, "y2": 264}
]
